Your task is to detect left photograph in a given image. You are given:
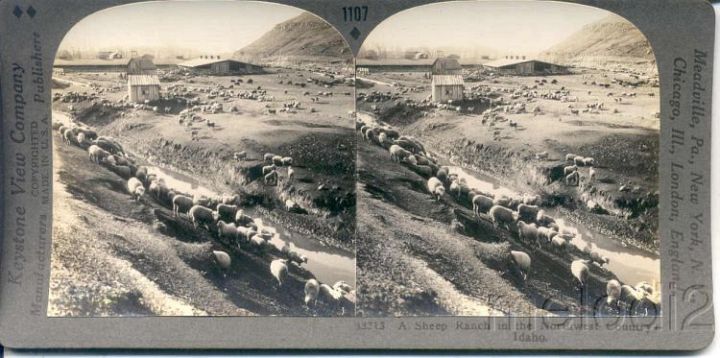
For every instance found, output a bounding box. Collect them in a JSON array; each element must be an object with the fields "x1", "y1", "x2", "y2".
[{"x1": 49, "y1": 1, "x2": 356, "y2": 317}]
